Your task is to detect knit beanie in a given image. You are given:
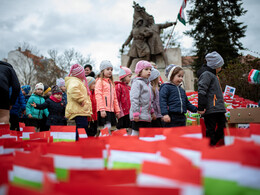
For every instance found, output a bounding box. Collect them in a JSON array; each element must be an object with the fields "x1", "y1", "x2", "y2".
[
  {"x1": 21, "y1": 85, "x2": 31, "y2": 95},
  {"x1": 35, "y1": 83, "x2": 44, "y2": 91},
  {"x1": 56, "y1": 78, "x2": 65, "y2": 87},
  {"x1": 205, "y1": 51, "x2": 224, "y2": 69},
  {"x1": 119, "y1": 66, "x2": 132, "y2": 80},
  {"x1": 149, "y1": 68, "x2": 160, "y2": 82},
  {"x1": 135, "y1": 60, "x2": 152, "y2": 74},
  {"x1": 165, "y1": 64, "x2": 182, "y2": 81},
  {"x1": 86, "y1": 76, "x2": 95, "y2": 87},
  {"x1": 43, "y1": 85, "x2": 51, "y2": 95},
  {"x1": 51, "y1": 85, "x2": 62, "y2": 95},
  {"x1": 69, "y1": 64, "x2": 90, "y2": 95},
  {"x1": 100, "y1": 60, "x2": 113, "y2": 72}
]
